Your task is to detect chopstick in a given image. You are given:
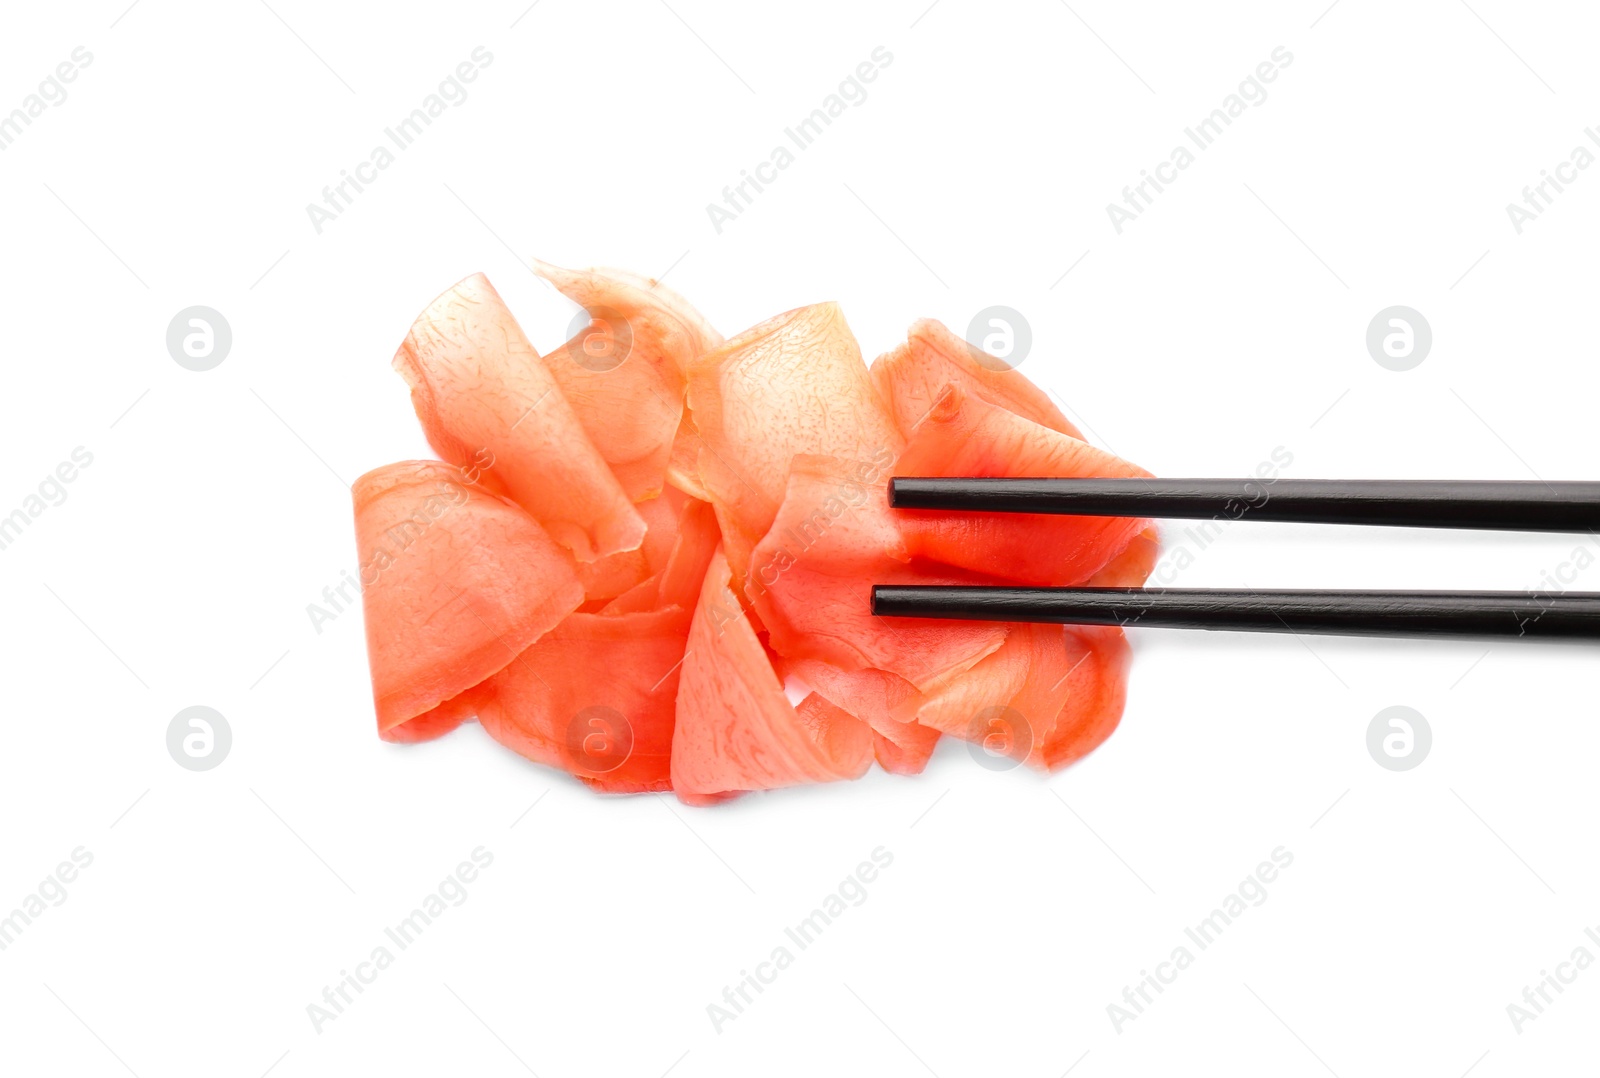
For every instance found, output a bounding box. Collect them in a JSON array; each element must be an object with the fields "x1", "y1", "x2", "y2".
[
  {"x1": 888, "y1": 478, "x2": 1600, "y2": 532},
  {"x1": 871, "y1": 586, "x2": 1600, "y2": 639}
]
